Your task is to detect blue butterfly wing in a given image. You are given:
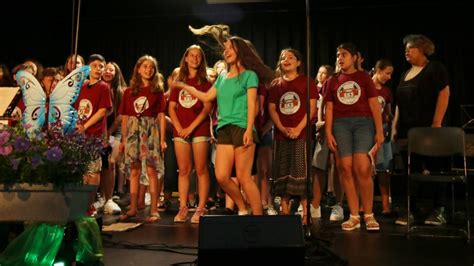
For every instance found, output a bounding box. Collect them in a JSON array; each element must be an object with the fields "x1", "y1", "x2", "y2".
[
  {"x1": 15, "y1": 70, "x2": 46, "y2": 138},
  {"x1": 49, "y1": 66, "x2": 90, "y2": 133}
]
